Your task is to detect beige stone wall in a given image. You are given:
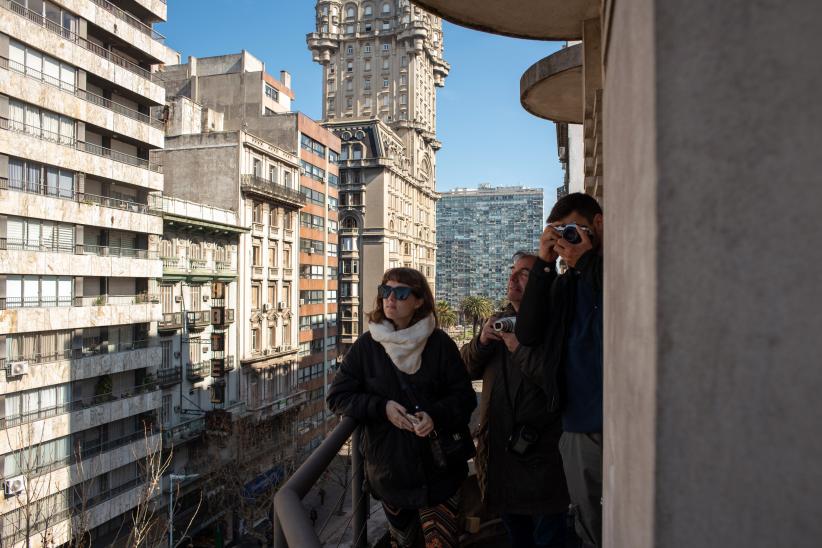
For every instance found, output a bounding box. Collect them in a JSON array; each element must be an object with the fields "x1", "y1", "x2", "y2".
[
  {"x1": 0, "y1": 10, "x2": 165, "y2": 105},
  {"x1": 0, "y1": 390, "x2": 162, "y2": 454},
  {"x1": 0, "y1": 302, "x2": 161, "y2": 334}
]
